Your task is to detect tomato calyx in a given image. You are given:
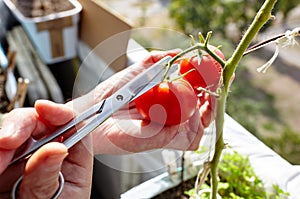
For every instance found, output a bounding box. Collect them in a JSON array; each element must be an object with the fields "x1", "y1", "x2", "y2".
[
  {"x1": 196, "y1": 86, "x2": 220, "y2": 98},
  {"x1": 178, "y1": 45, "x2": 225, "y2": 95},
  {"x1": 134, "y1": 37, "x2": 226, "y2": 127}
]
